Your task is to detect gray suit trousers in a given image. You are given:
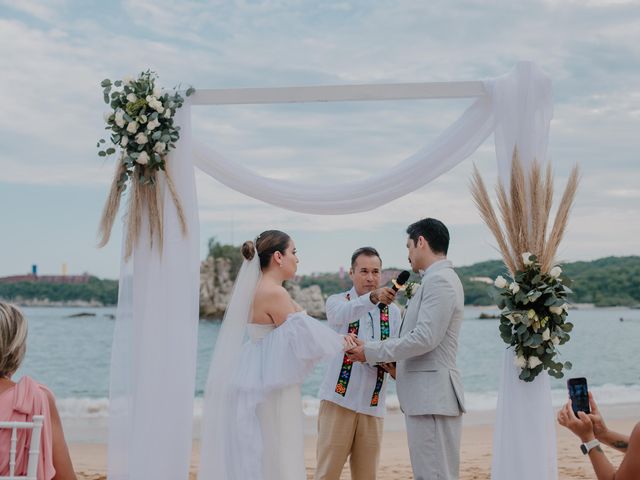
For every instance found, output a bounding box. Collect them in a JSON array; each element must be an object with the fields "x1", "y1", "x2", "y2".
[{"x1": 405, "y1": 414, "x2": 462, "y2": 480}]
